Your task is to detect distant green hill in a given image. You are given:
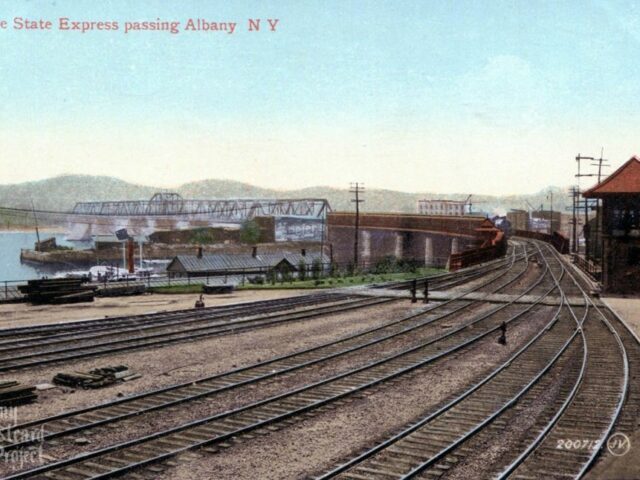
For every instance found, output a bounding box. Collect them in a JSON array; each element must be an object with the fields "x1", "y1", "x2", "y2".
[{"x1": 0, "y1": 175, "x2": 571, "y2": 216}]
